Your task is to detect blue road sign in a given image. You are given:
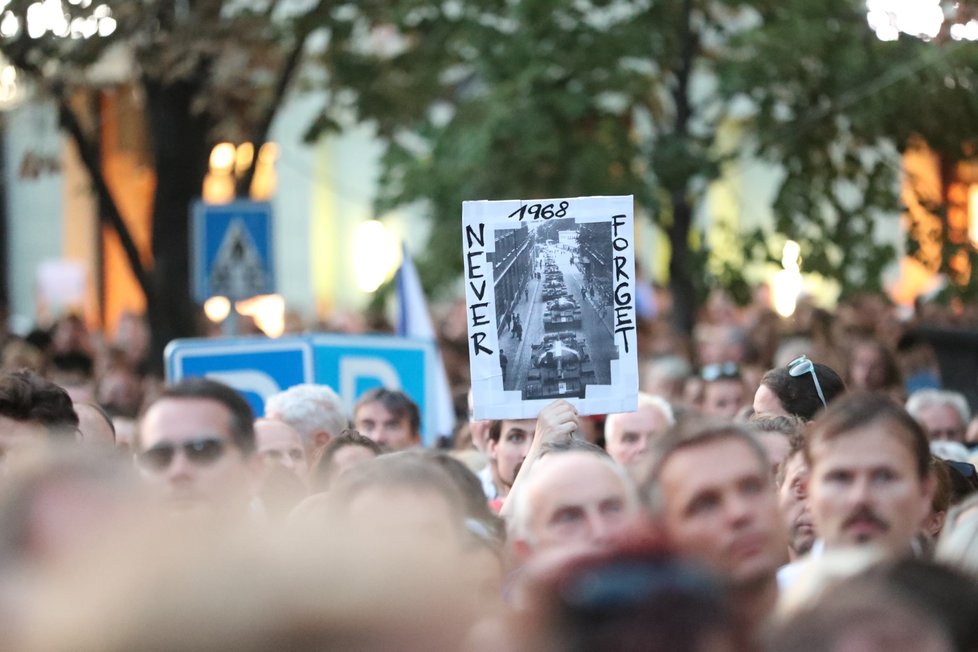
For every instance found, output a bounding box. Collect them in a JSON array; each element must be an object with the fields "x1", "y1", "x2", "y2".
[
  {"x1": 310, "y1": 334, "x2": 437, "y2": 443},
  {"x1": 165, "y1": 334, "x2": 439, "y2": 444},
  {"x1": 192, "y1": 200, "x2": 275, "y2": 302},
  {"x1": 165, "y1": 336, "x2": 315, "y2": 418}
]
